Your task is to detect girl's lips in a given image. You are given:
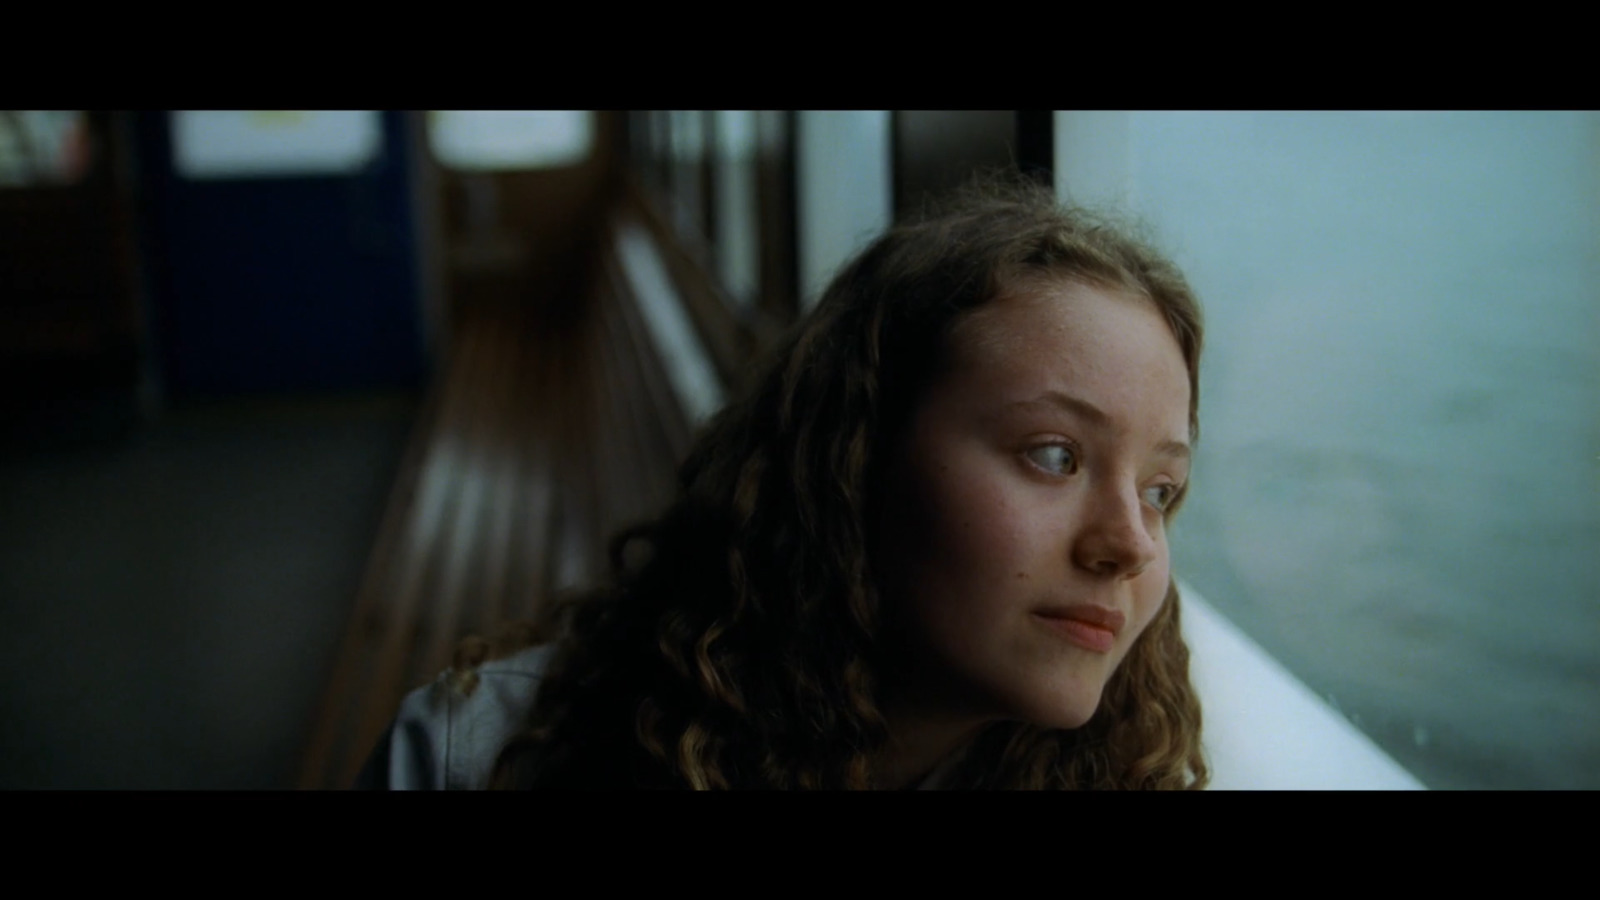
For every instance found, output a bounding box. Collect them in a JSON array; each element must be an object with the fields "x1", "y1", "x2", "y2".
[{"x1": 1032, "y1": 605, "x2": 1125, "y2": 653}]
